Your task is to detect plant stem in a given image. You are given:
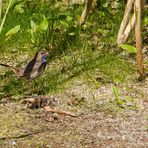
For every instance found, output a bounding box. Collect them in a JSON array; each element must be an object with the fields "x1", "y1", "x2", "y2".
[
  {"x1": 0, "y1": 0, "x2": 12, "y2": 33},
  {"x1": 0, "y1": 0, "x2": 3, "y2": 19}
]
